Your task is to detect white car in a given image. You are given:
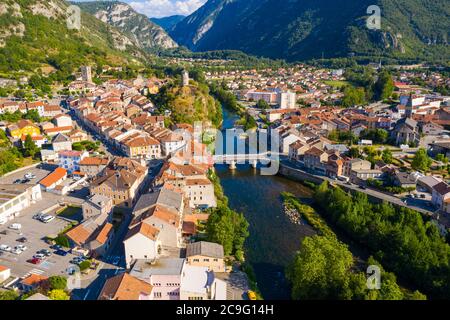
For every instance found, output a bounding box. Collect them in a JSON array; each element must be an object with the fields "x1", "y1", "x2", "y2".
[
  {"x1": 0, "y1": 244, "x2": 12, "y2": 252},
  {"x1": 33, "y1": 253, "x2": 45, "y2": 259},
  {"x1": 24, "y1": 173, "x2": 36, "y2": 179},
  {"x1": 40, "y1": 215, "x2": 55, "y2": 223},
  {"x1": 15, "y1": 245, "x2": 27, "y2": 251},
  {"x1": 11, "y1": 248, "x2": 23, "y2": 255},
  {"x1": 8, "y1": 223, "x2": 22, "y2": 230},
  {"x1": 0, "y1": 218, "x2": 6, "y2": 225}
]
